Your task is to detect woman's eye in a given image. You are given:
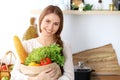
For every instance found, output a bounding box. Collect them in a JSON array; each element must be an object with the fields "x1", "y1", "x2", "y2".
[
  {"x1": 46, "y1": 20, "x2": 50, "y2": 23},
  {"x1": 54, "y1": 23, "x2": 59, "y2": 26}
]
